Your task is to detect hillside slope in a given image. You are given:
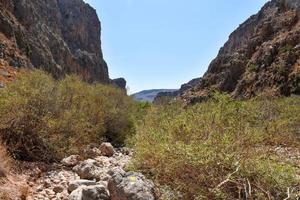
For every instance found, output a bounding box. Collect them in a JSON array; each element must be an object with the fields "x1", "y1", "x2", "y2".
[
  {"x1": 0, "y1": 0, "x2": 109, "y2": 85},
  {"x1": 178, "y1": 0, "x2": 300, "y2": 104}
]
